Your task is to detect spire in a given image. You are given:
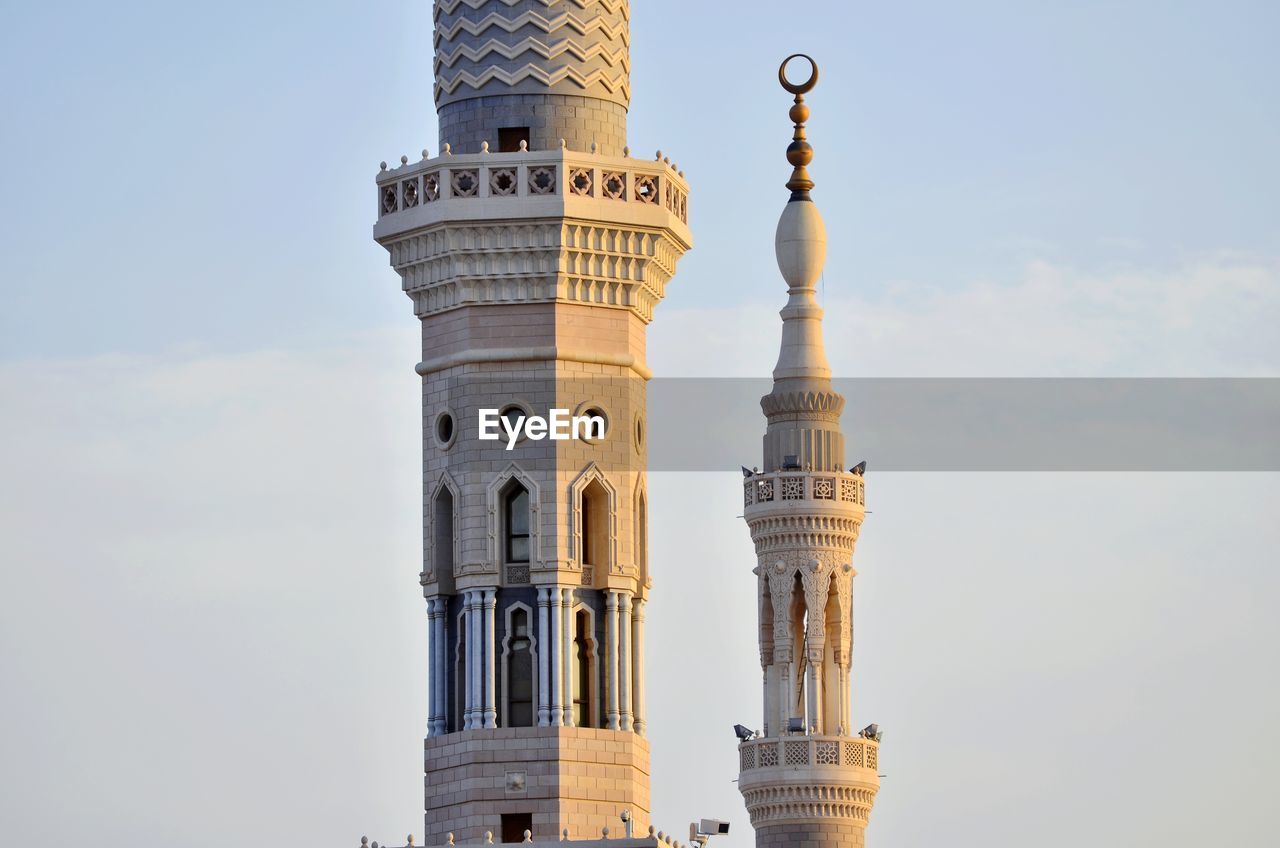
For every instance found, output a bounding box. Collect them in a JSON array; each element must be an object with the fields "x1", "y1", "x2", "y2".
[{"x1": 771, "y1": 54, "x2": 832, "y2": 389}]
